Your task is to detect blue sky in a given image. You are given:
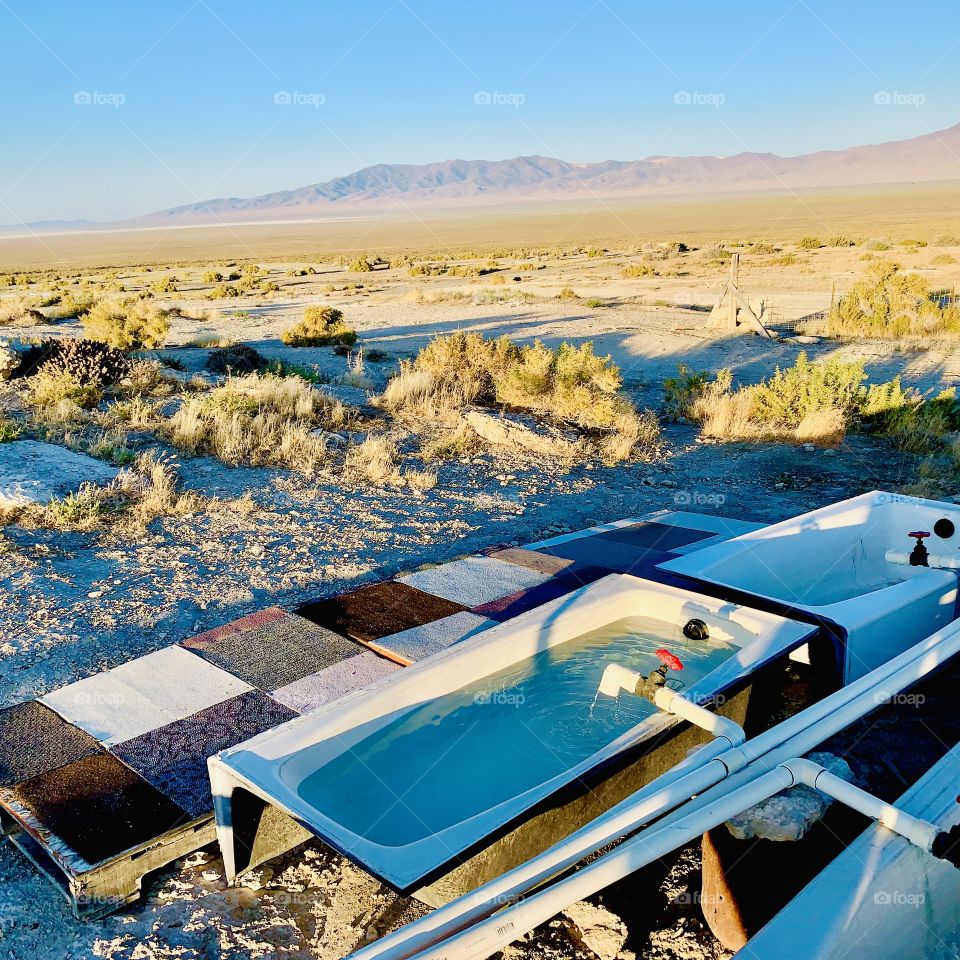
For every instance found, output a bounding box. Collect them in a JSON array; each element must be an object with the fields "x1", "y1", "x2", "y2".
[{"x1": 2, "y1": 0, "x2": 958, "y2": 222}]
